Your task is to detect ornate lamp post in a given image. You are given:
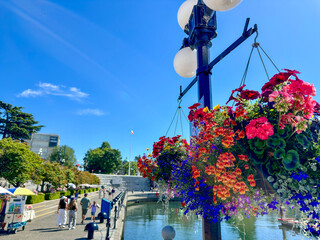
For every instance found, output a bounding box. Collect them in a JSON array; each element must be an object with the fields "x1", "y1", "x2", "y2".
[{"x1": 173, "y1": 0, "x2": 257, "y2": 239}]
